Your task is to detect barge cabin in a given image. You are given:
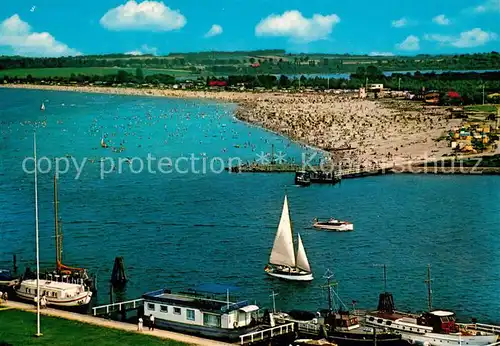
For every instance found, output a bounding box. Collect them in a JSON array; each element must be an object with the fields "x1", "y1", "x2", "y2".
[{"x1": 142, "y1": 284, "x2": 261, "y2": 341}]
